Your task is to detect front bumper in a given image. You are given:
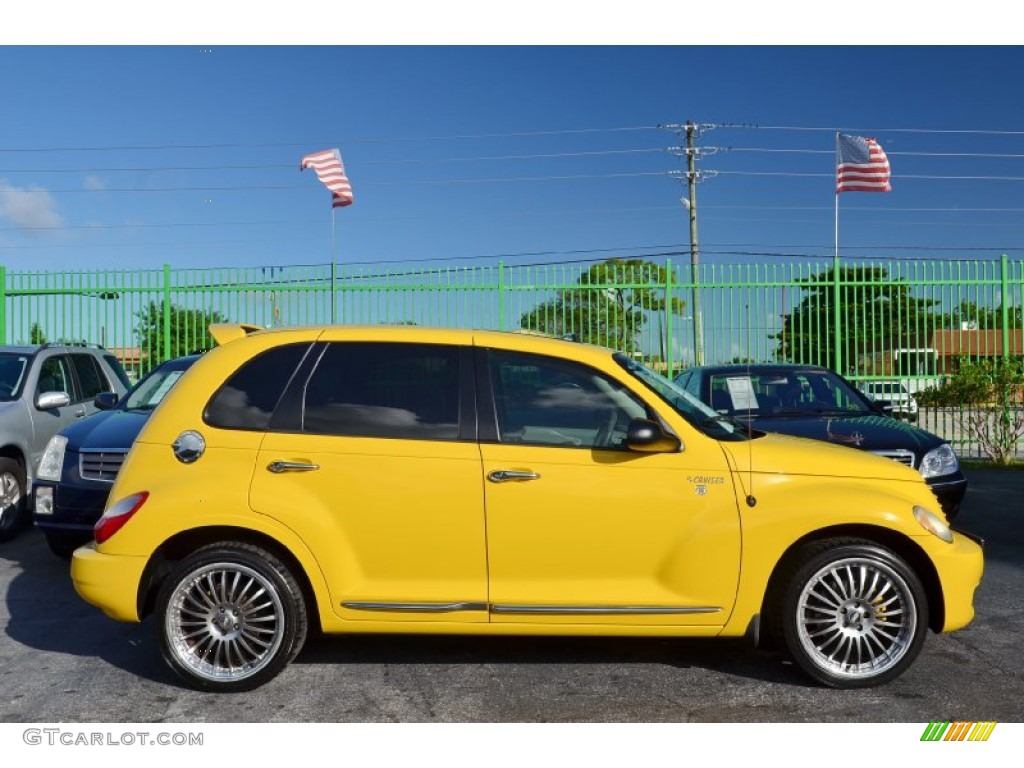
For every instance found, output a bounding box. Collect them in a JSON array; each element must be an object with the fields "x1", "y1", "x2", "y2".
[
  {"x1": 32, "y1": 479, "x2": 111, "y2": 536},
  {"x1": 929, "y1": 529, "x2": 984, "y2": 633},
  {"x1": 927, "y1": 472, "x2": 969, "y2": 519}
]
